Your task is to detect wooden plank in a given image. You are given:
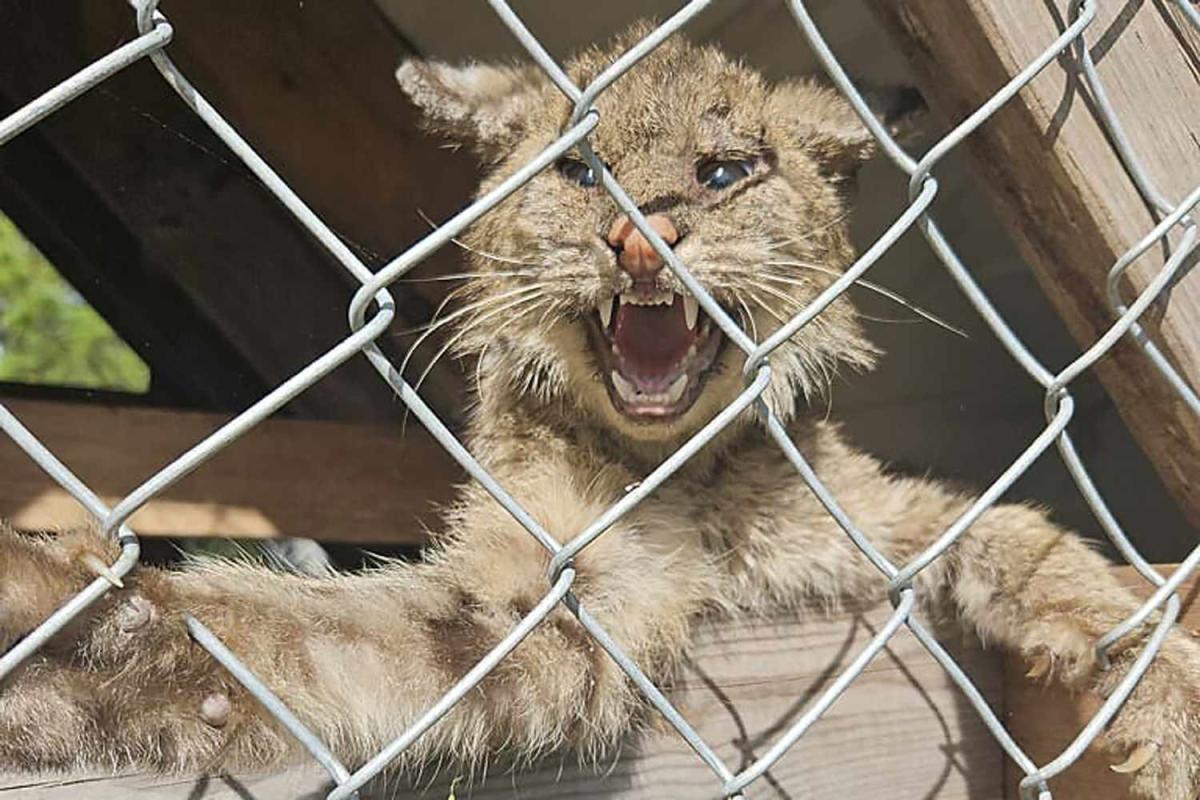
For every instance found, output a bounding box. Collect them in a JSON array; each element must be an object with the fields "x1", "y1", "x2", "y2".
[
  {"x1": 75, "y1": 0, "x2": 477, "y2": 420},
  {"x1": 868, "y1": 0, "x2": 1200, "y2": 525},
  {"x1": 0, "y1": 398, "x2": 461, "y2": 544},
  {"x1": 0, "y1": 602, "x2": 1006, "y2": 798},
  {"x1": 1004, "y1": 566, "x2": 1200, "y2": 798},
  {"x1": 0, "y1": 0, "x2": 474, "y2": 423}
]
